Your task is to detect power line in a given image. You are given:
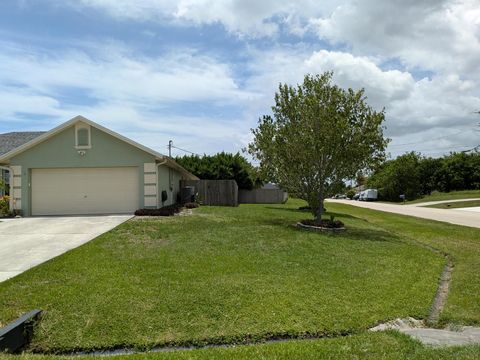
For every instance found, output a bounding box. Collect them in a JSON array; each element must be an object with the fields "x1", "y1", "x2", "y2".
[
  {"x1": 172, "y1": 145, "x2": 201, "y2": 156},
  {"x1": 462, "y1": 145, "x2": 480, "y2": 153},
  {"x1": 388, "y1": 129, "x2": 471, "y2": 148},
  {"x1": 166, "y1": 141, "x2": 202, "y2": 157},
  {"x1": 393, "y1": 144, "x2": 473, "y2": 153}
]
